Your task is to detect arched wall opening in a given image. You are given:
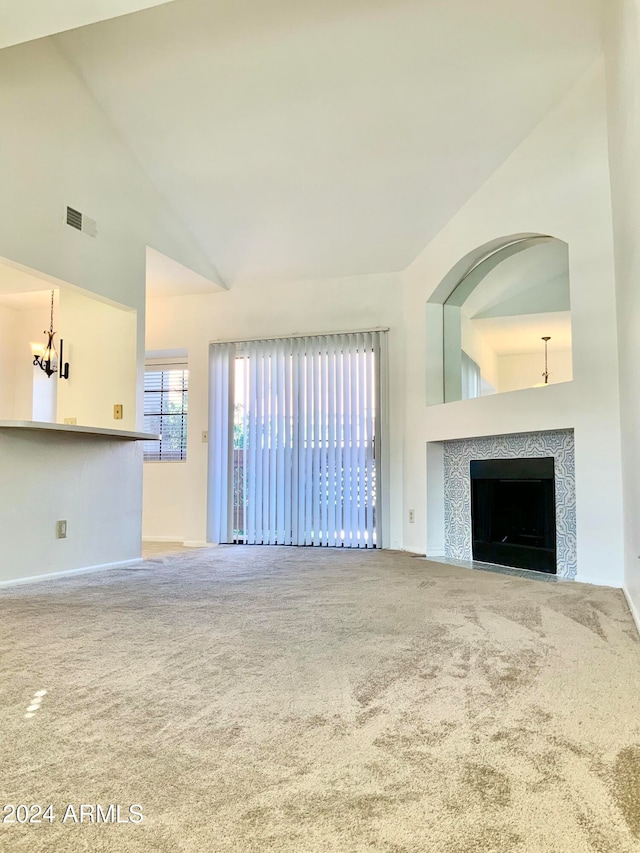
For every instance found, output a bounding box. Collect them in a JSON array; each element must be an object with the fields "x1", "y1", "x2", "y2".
[{"x1": 426, "y1": 233, "x2": 573, "y2": 405}]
